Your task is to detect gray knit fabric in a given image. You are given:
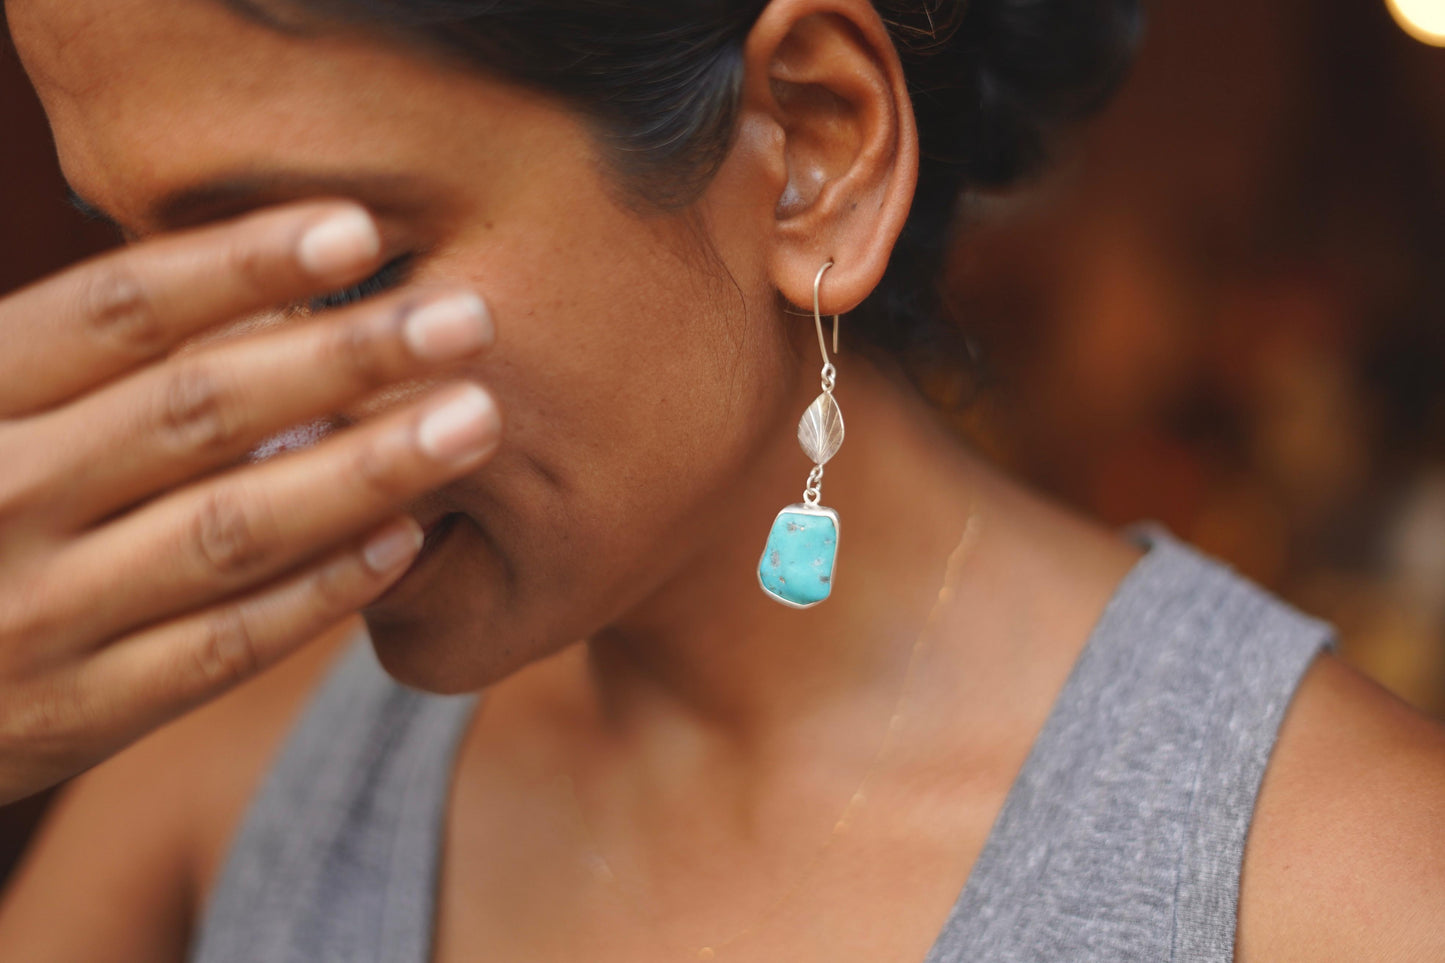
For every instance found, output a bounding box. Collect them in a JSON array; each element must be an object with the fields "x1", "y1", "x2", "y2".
[{"x1": 188, "y1": 522, "x2": 1336, "y2": 962}]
